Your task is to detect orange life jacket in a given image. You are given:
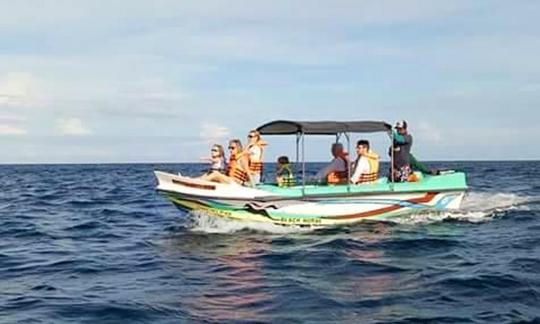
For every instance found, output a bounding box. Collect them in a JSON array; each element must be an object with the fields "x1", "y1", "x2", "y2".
[
  {"x1": 408, "y1": 172, "x2": 419, "y2": 182},
  {"x1": 247, "y1": 143, "x2": 264, "y2": 175},
  {"x1": 327, "y1": 155, "x2": 349, "y2": 185},
  {"x1": 227, "y1": 153, "x2": 249, "y2": 184}
]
